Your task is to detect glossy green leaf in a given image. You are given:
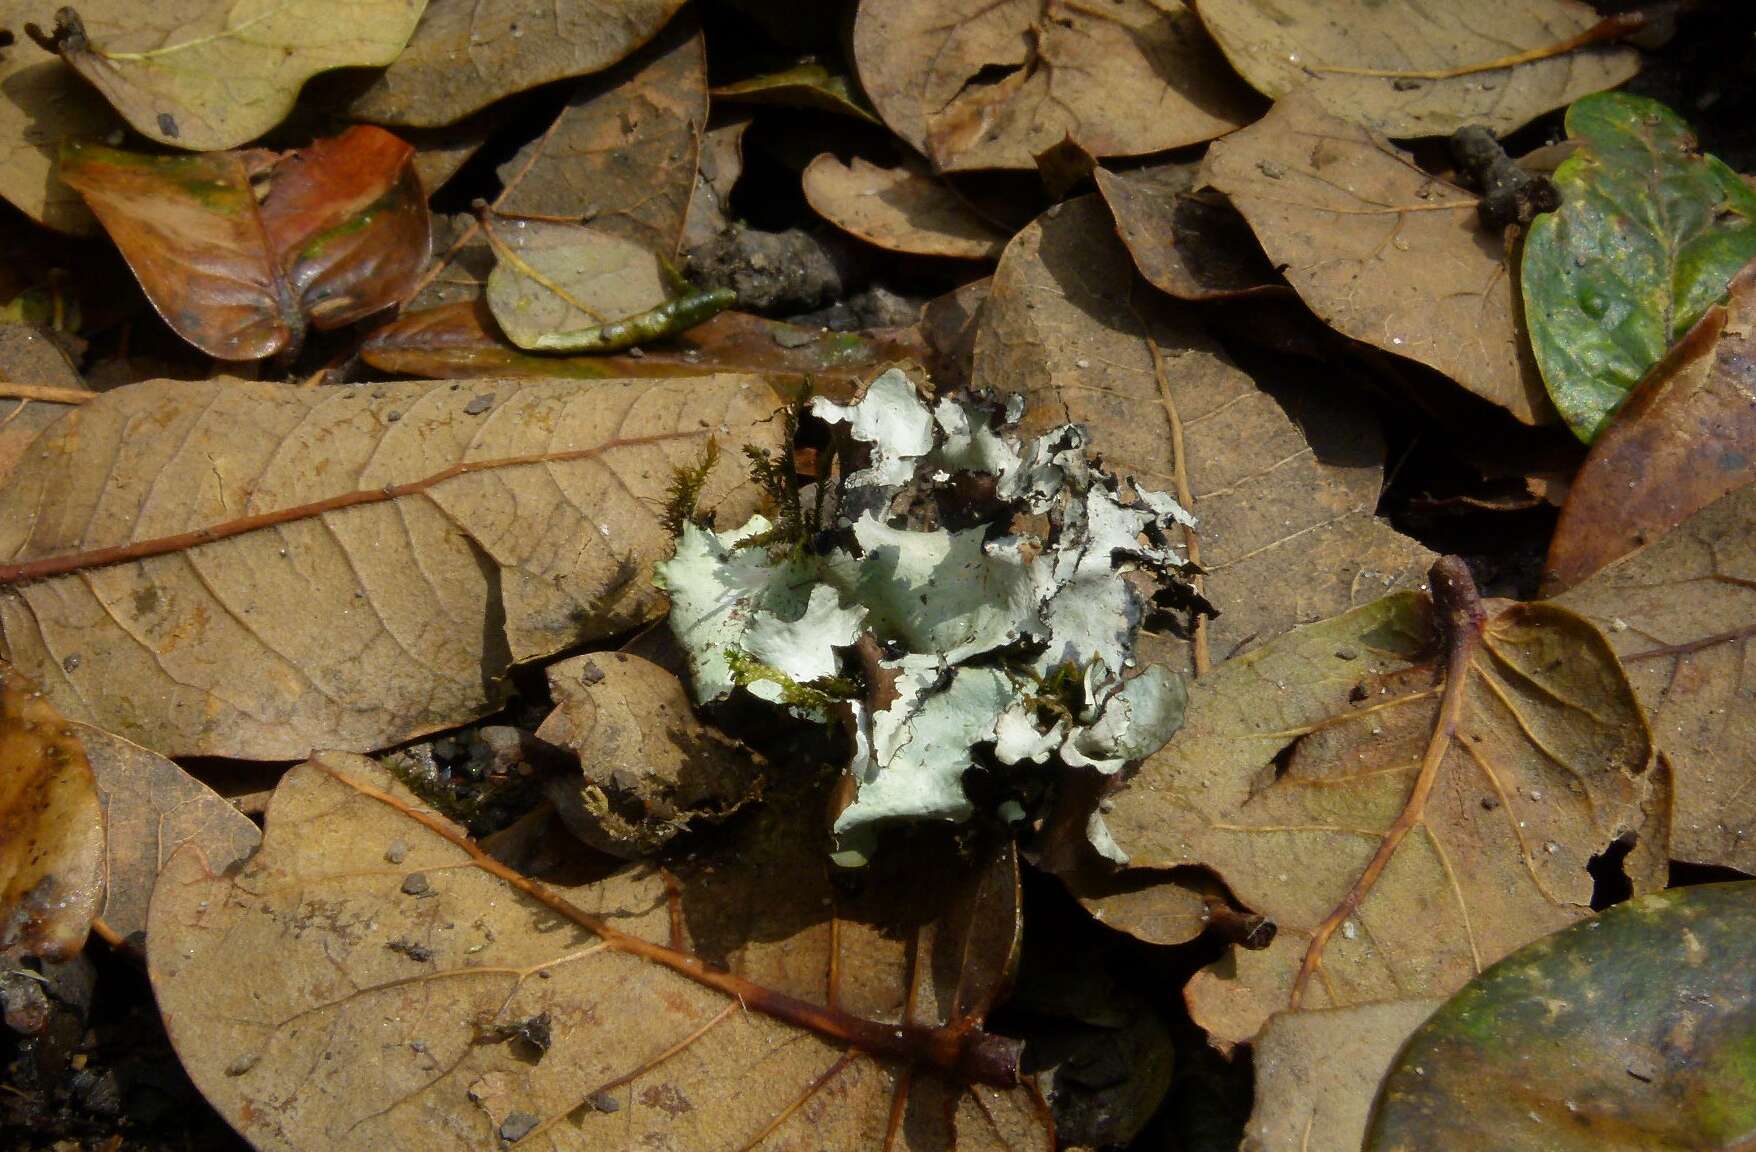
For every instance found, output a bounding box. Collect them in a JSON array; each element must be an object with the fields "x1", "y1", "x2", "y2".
[
  {"x1": 1523, "y1": 92, "x2": 1756, "y2": 442},
  {"x1": 1368, "y1": 881, "x2": 1756, "y2": 1152}
]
